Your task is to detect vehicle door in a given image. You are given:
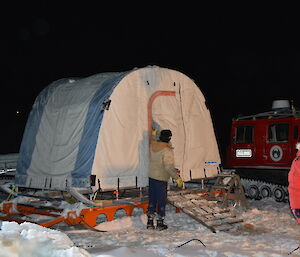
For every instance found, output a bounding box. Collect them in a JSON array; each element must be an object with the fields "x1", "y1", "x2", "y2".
[
  {"x1": 265, "y1": 121, "x2": 291, "y2": 167},
  {"x1": 228, "y1": 123, "x2": 256, "y2": 167}
]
